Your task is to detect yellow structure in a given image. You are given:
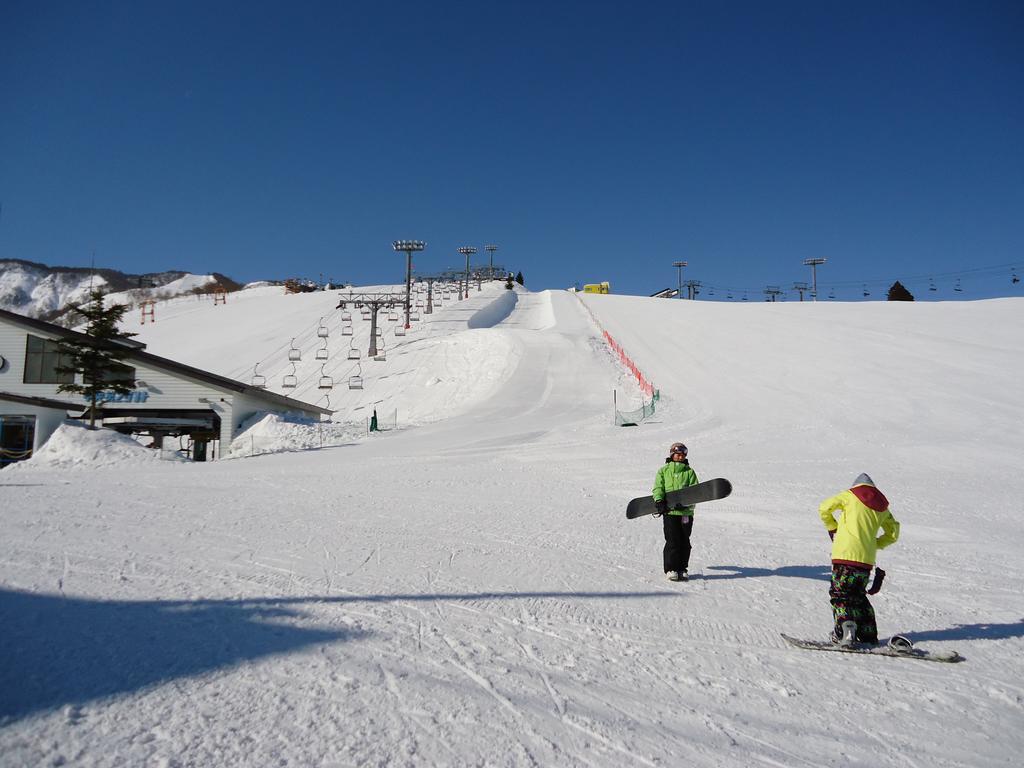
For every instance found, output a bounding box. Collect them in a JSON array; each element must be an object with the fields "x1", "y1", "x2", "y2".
[{"x1": 582, "y1": 282, "x2": 611, "y2": 294}]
